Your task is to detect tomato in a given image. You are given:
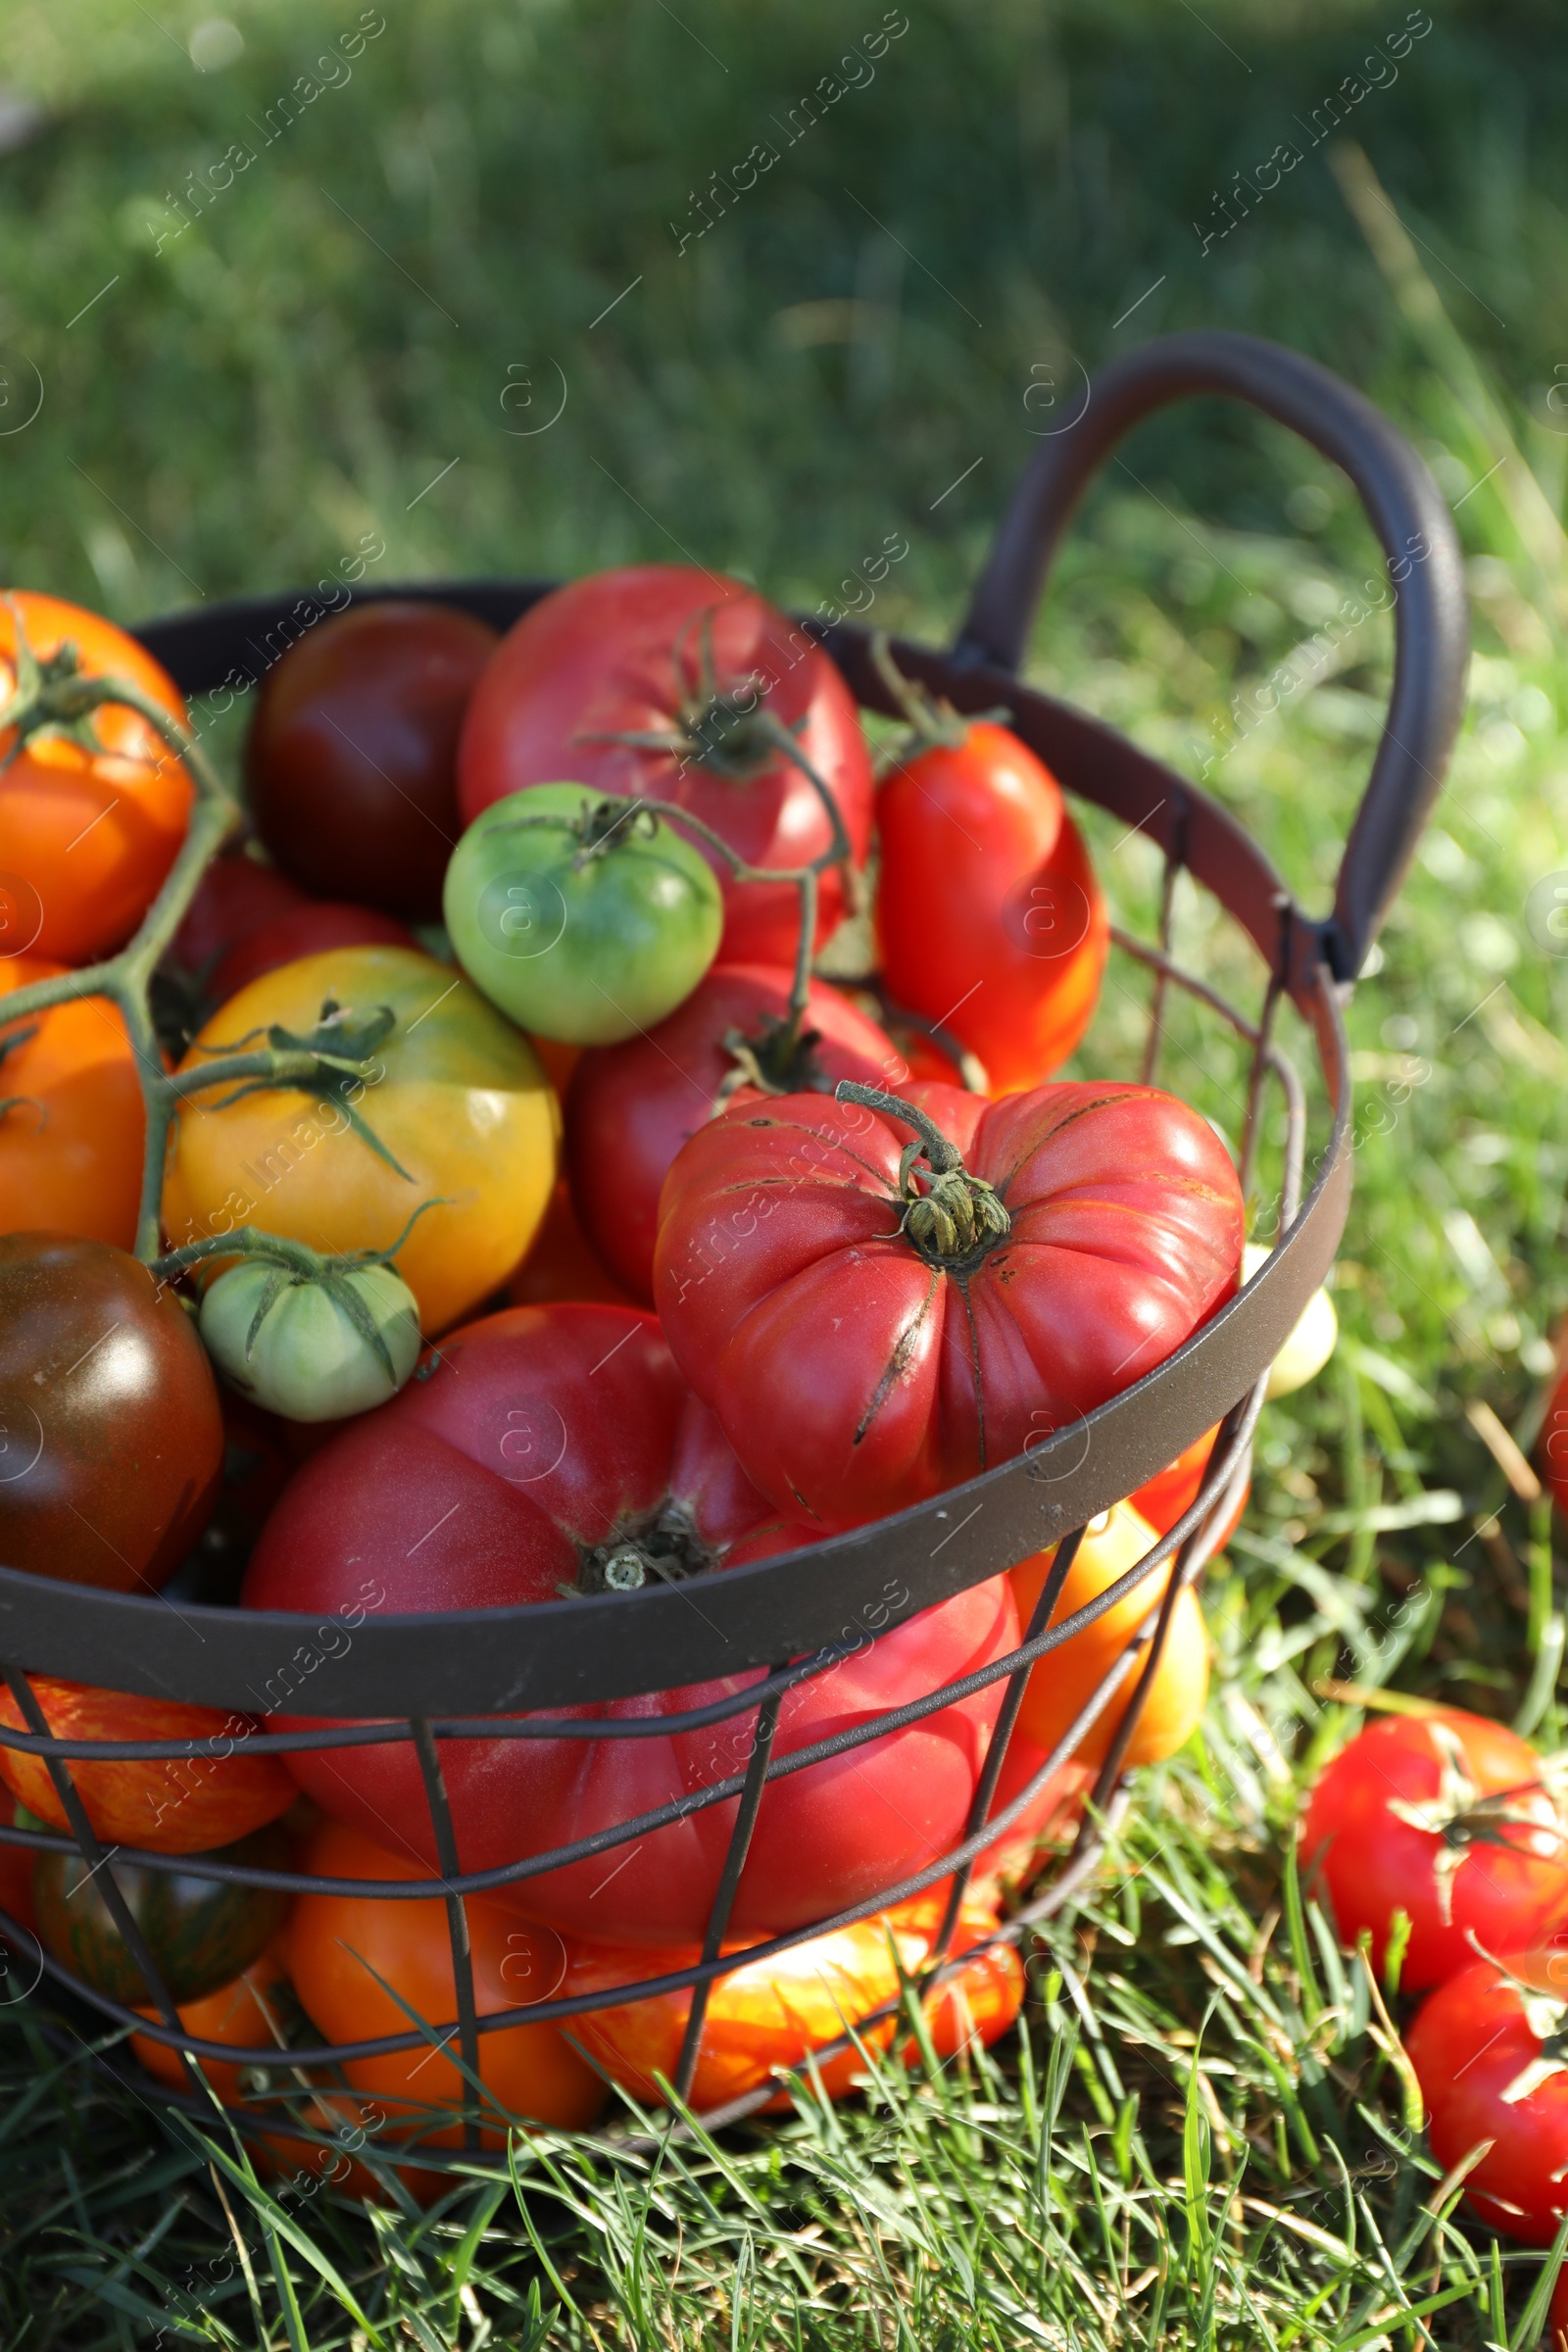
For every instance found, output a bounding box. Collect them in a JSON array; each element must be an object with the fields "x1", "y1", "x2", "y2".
[
  {"x1": 169, "y1": 851, "x2": 307, "y2": 976},
  {"x1": 1242, "y1": 1242, "x2": 1339, "y2": 1397},
  {"x1": 564, "y1": 962, "x2": 902, "y2": 1302},
  {"x1": 209, "y1": 902, "x2": 416, "y2": 1004},
  {"x1": 242, "y1": 1302, "x2": 1021, "y2": 1944},
  {"x1": 1010, "y1": 1503, "x2": 1209, "y2": 1771},
  {"x1": 161, "y1": 946, "x2": 557, "y2": 1335},
  {"x1": 1542, "y1": 1356, "x2": 1568, "y2": 1522},
  {"x1": 130, "y1": 1949, "x2": 295, "y2": 2103},
  {"x1": 876, "y1": 718, "x2": 1107, "y2": 1095},
  {"x1": 655, "y1": 1078, "x2": 1244, "y2": 1533},
  {"x1": 1407, "y1": 1946, "x2": 1568, "y2": 2242},
  {"x1": 0, "y1": 1679, "x2": 293, "y2": 1855},
  {"x1": 200, "y1": 1257, "x2": 422, "y2": 1422},
  {"x1": 34, "y1": 1823, "x2": 290, "y2": 2005},
  {"x1": 0, "y1": 954, "x2": 144, "y2": 1249},
  {"x1": 564, "y1": 1893, "x2": 1022, "y2": 2113},
  {"x1": 1132, "y1": 1427, "x2": 1218, "y2": 1537},
  {"x1": 506, "y1": 1179, "x2": 639, "y2": 1310},
  {"x1": 0, "y1": 592, "x2": 194, "y2": 966},
  {"x1": 246, "y1": 601, "x2": 499, "y2": 920},
  {"x1": 287, "y1": 1819, "x2": 605, "y2": 2144},
  {"x1": 456, "y1": 565, "x2": 875, "y2": 966},
  {"x1": 1300, "y1": 1708, "x2": 1568, "y2": 1992},
  {"x1": 972, "y1": 1738, "x2": 1095, "y2": 1892},
  {"x1": 444, "y1": 785, "x2": 723, "y2": 1044},
  {"x1": 0, "y1": 1233, "x2": 222, "y2": 1591}
]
